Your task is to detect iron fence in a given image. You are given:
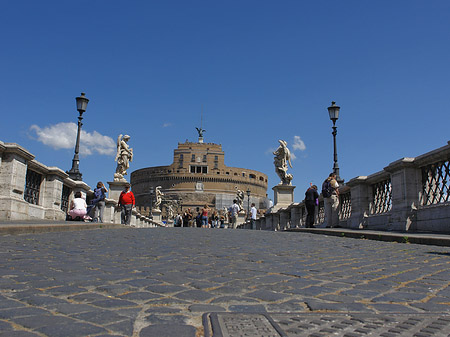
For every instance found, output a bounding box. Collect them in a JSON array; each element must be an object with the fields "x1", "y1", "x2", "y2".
[
  {"x1": 61, "y1": 185, "x2": 71, "y2": 213},
  {"x1": 24, "y1": 170, "x2": 42, "y2": 205},
  {"x1": 421, "y1": 159, "x2": 450, "y2": 206},
  {"x1": 339, "y1": 191, "x2": 352, "y2": 220},
  {"x1": 370, "y1": 178, "x2": 392, "y2": 214}
]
